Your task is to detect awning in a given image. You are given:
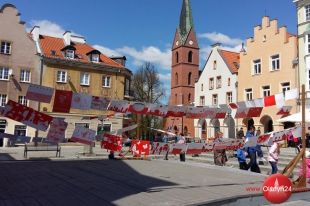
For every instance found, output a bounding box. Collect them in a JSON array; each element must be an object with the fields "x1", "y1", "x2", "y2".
[{"x1": 277, "y1": 109, "x2": 310, "y2": 123}]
